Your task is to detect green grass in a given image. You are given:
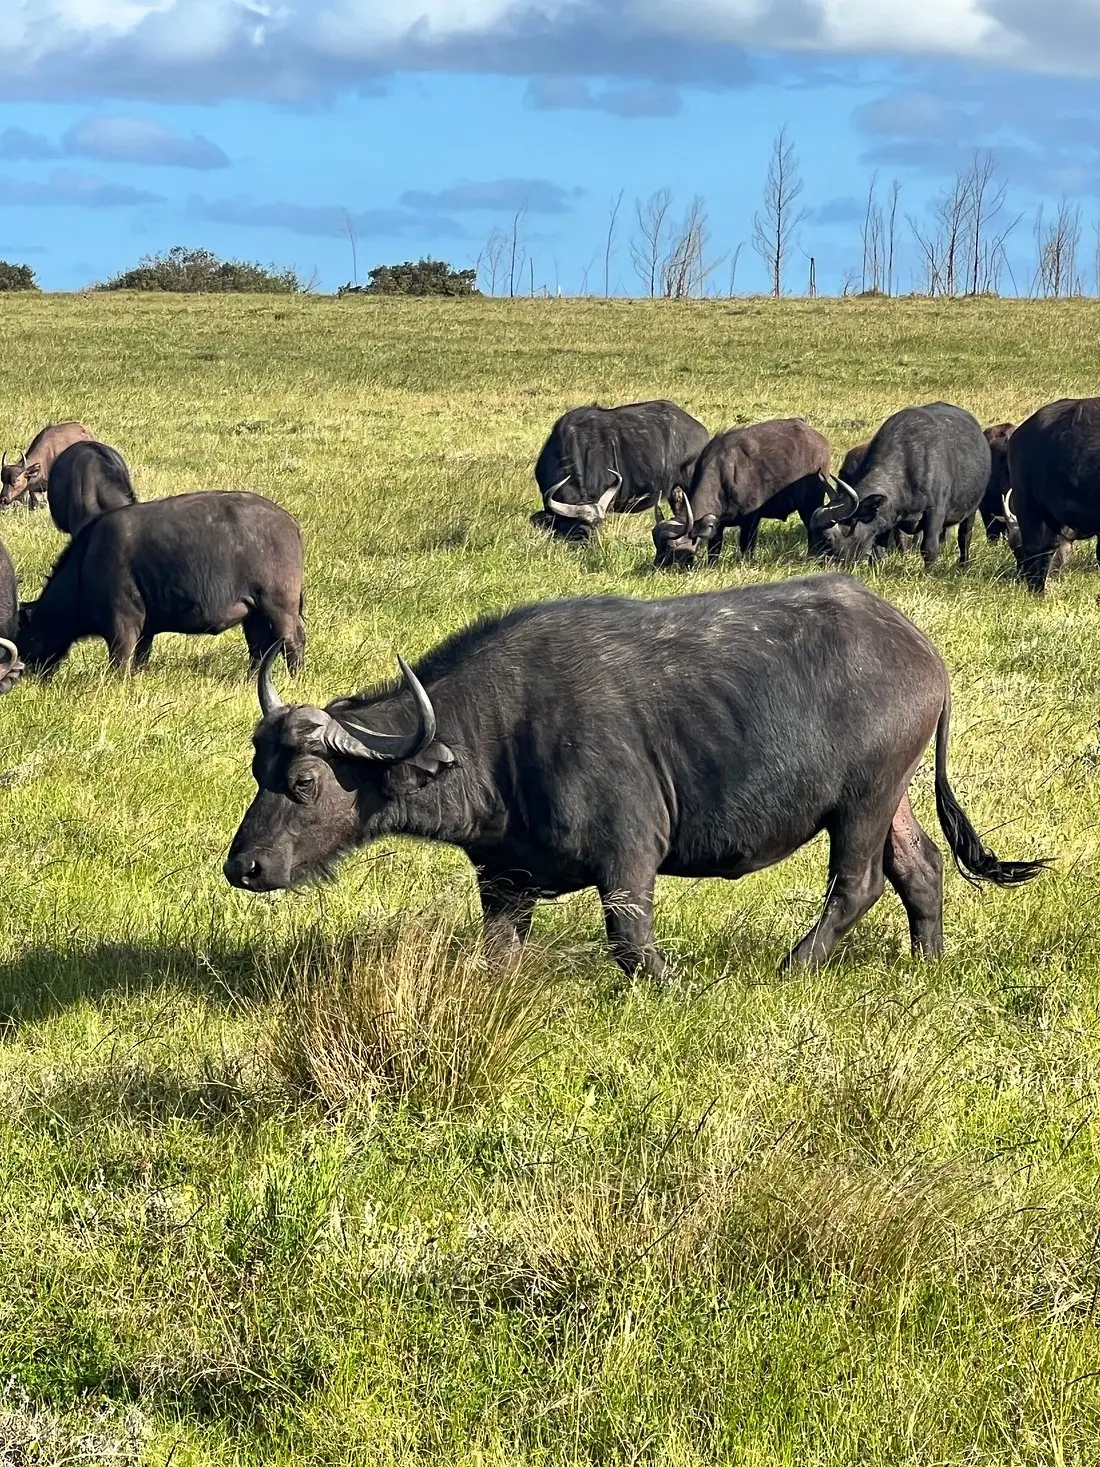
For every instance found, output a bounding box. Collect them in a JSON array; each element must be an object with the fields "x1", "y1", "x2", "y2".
[{"x1": 2, "y1": 292, "x2": 1100, "y2": 1464}]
